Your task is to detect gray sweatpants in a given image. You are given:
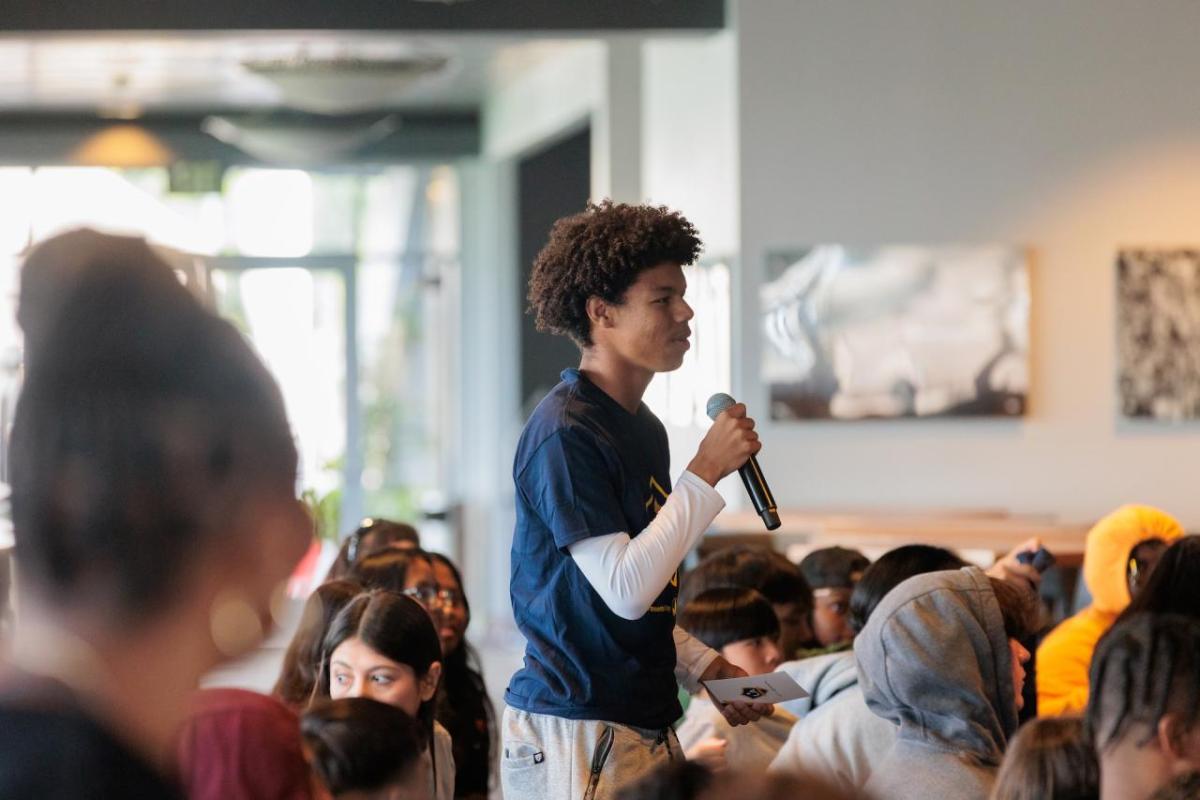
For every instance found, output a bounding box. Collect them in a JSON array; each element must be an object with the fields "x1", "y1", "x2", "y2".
[{"x1": 501, "y1": 706, "x2": 680, "y2": 800}]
